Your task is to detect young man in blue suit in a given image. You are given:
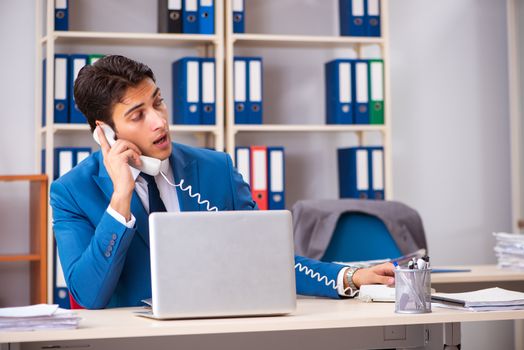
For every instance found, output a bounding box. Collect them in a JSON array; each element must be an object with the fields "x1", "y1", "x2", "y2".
[{"x1": 50, "y1": 55, "x2": 394, "y2": 309}]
